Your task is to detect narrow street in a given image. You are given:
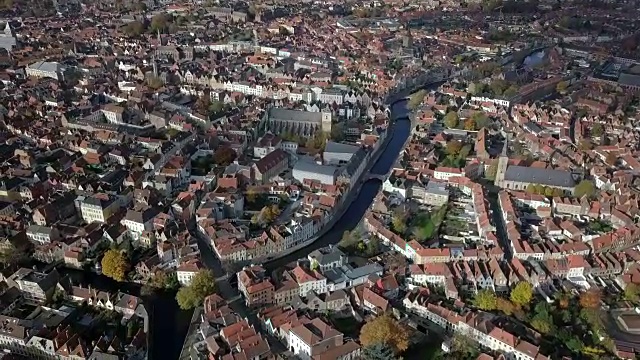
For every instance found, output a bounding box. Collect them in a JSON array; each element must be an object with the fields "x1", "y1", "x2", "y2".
[
  {"x1": 179, "y1": 77, "x2": 447, "y2": 355},
  {"x1": 182, "y1": 98, "x2": 413, "y2": 355},
  {"x1": 188, "y1": 222, "x2": 287, "y2": 353},
  {"x1": 482, "y1": 179, "x2": 513, "y2": 261}
]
